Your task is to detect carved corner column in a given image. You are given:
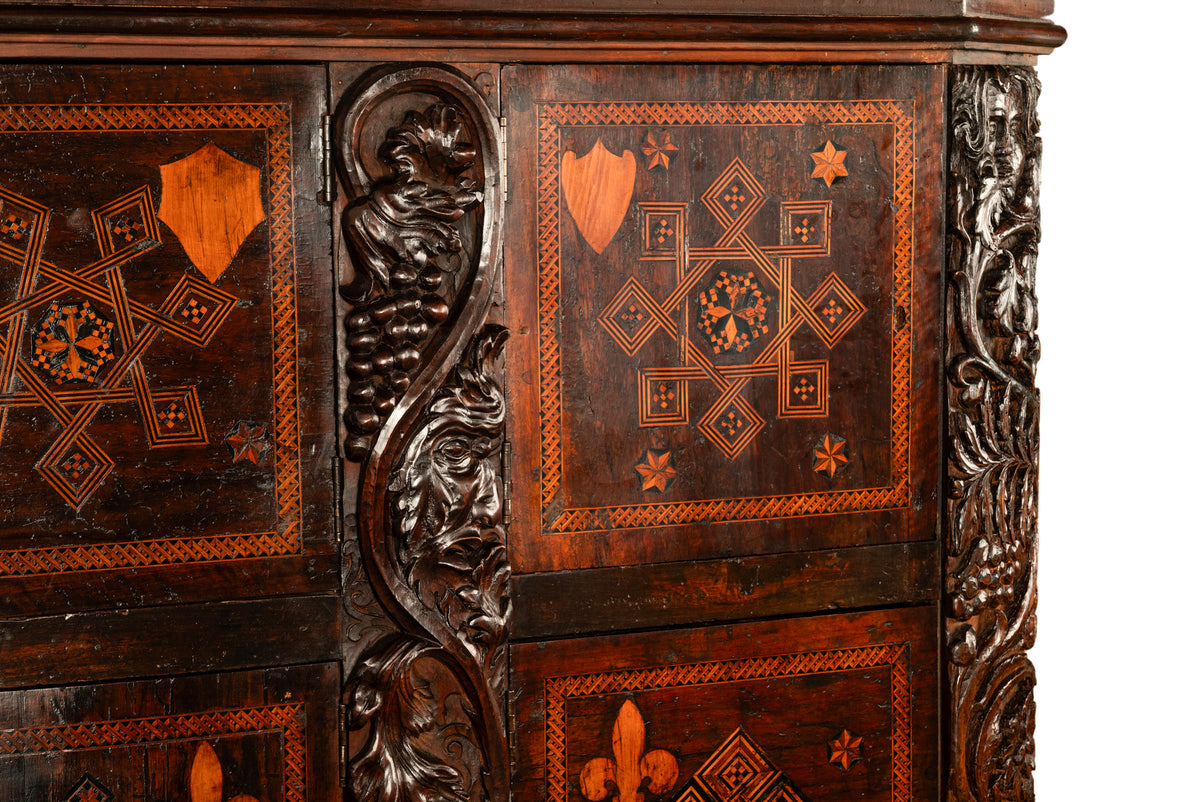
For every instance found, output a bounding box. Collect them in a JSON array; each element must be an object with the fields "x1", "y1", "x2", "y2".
[
  {"x1": 333, "y1": 64, "x2": 509, "y2": 802},
  {"x1": 945, "y1": 66, "x2": 1042, "y2": 802}
]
